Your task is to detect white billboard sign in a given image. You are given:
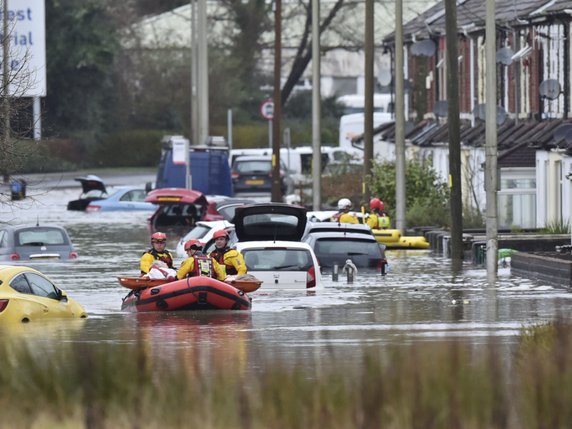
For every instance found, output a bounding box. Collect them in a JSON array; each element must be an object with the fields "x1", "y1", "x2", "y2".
[{"x1": 0, "y1": 0, "x2": 46, "y2": 97}]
